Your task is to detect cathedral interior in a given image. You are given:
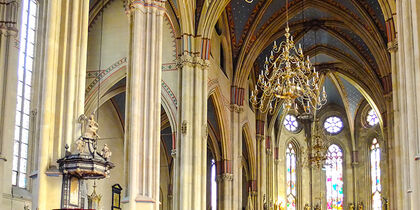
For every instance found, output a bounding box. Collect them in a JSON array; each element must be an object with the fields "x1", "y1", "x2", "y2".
[{"x1": 0, "y1": 0, "x2": 419, "y2": 209}]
